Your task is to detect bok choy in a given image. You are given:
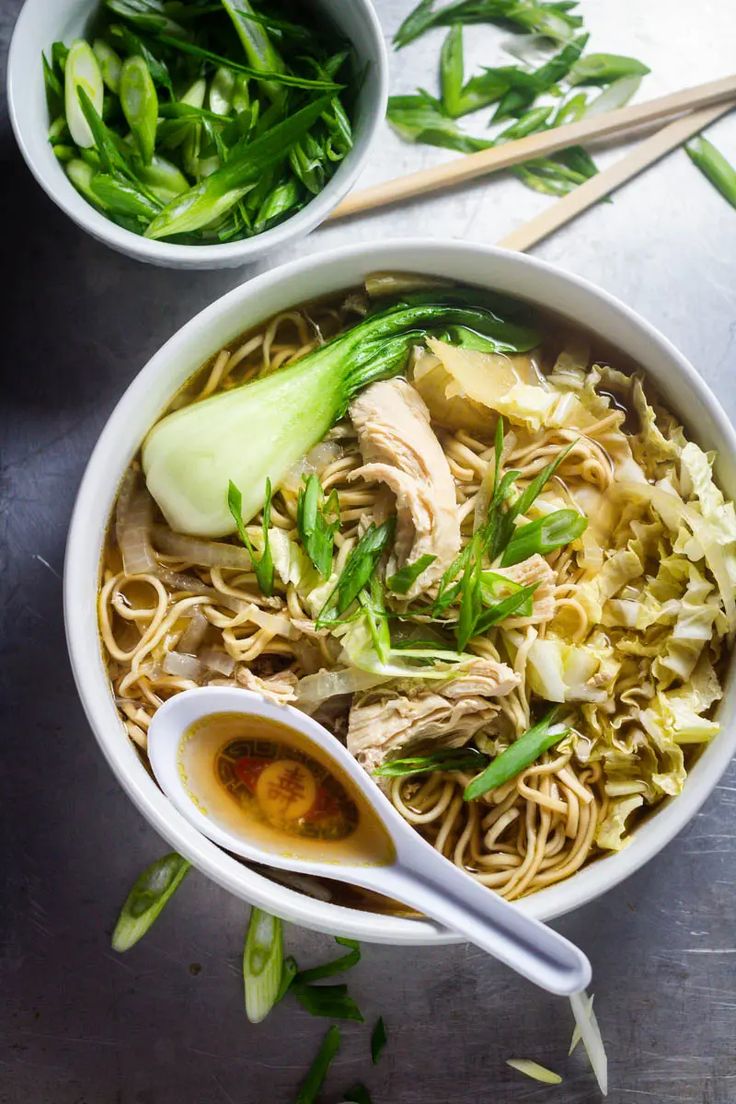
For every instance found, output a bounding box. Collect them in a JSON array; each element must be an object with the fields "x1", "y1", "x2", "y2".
[{"x1": 142, "y1": 288, "x2": 540, "y2": 536}]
